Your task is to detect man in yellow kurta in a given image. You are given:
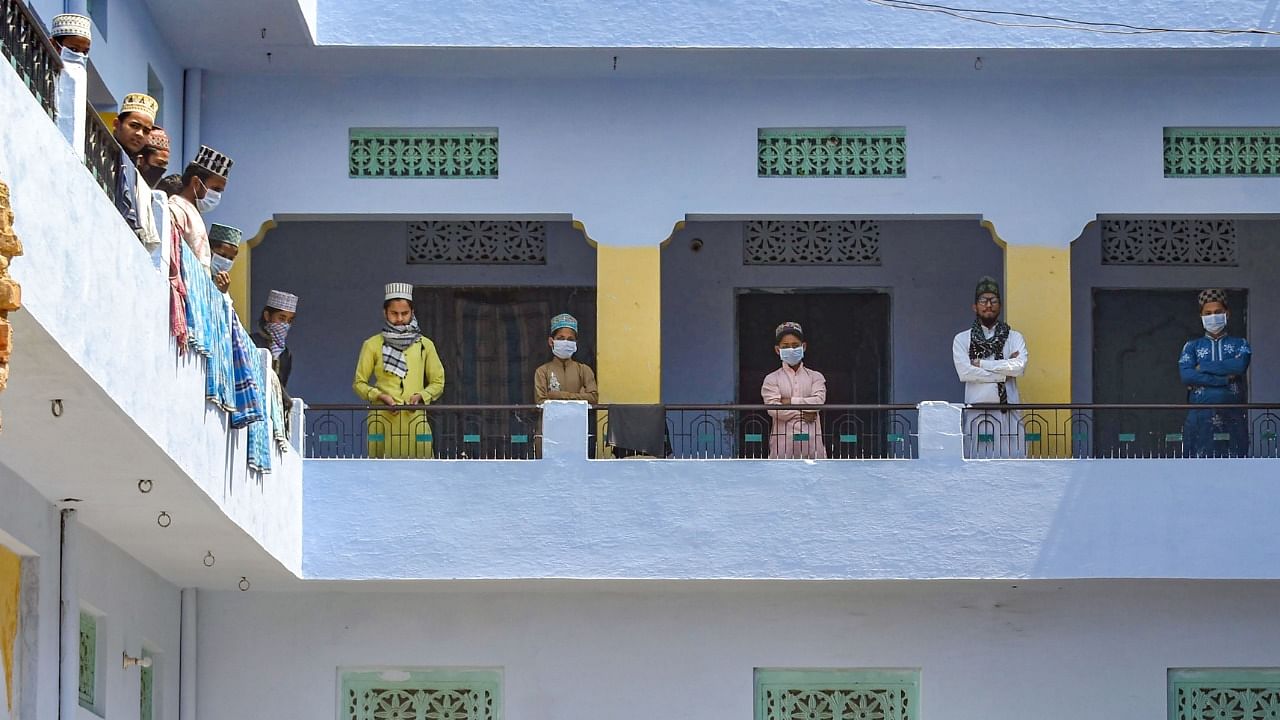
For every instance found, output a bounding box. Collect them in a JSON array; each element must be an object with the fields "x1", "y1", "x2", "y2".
[{"x1": 352, "y1": 283, "x2": 446, "y2": 458}]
